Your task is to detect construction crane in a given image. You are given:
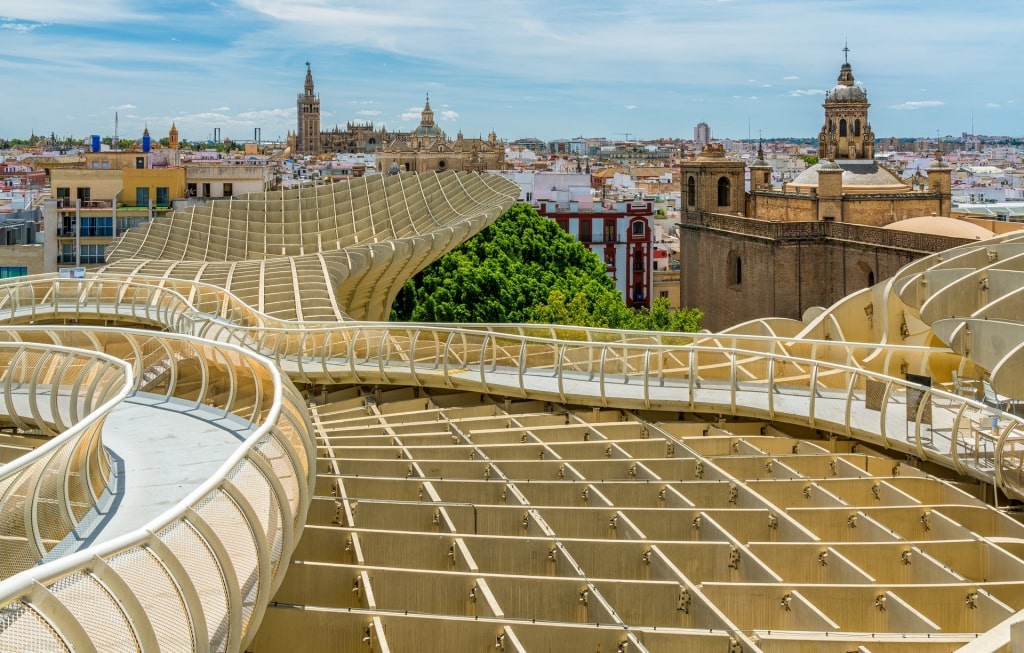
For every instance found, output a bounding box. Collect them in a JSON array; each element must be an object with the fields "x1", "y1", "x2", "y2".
[{"x1": 614, "y1": 132, "x2": 632, "y2": 142}]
